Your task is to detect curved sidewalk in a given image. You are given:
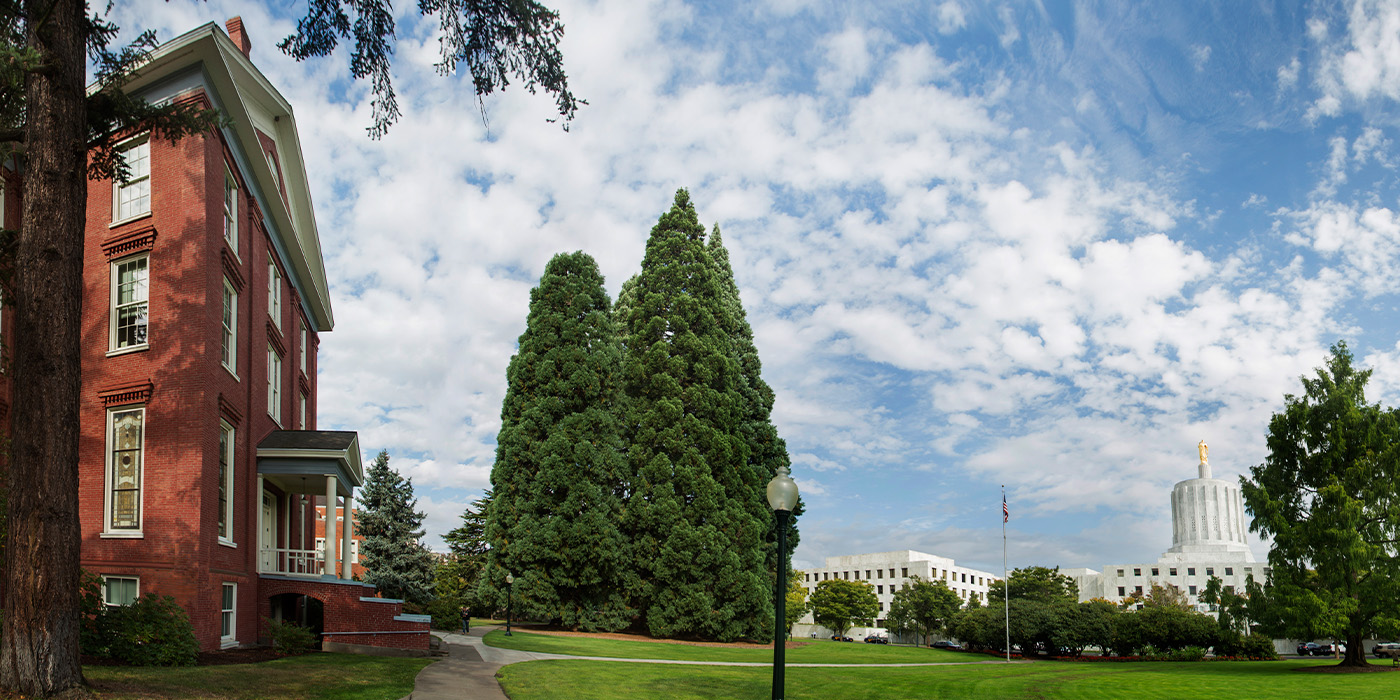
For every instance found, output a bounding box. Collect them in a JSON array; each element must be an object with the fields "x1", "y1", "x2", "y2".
[{"x1": 405, "y1": 627, "x2": 1028, "y2": 699}]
